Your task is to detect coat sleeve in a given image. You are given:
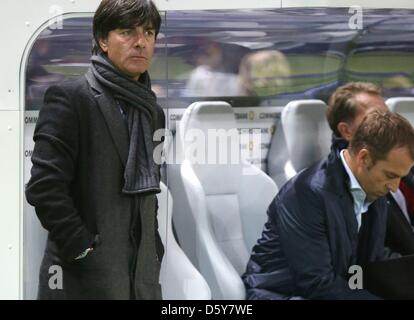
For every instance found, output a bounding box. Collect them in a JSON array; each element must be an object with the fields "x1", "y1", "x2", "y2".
[
  {"x1": 274, "y1": 191, "x2": 380, "y2": 300},
  {"x1": 25, "y1": 84, "x2": 95, "y2": 261}
]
